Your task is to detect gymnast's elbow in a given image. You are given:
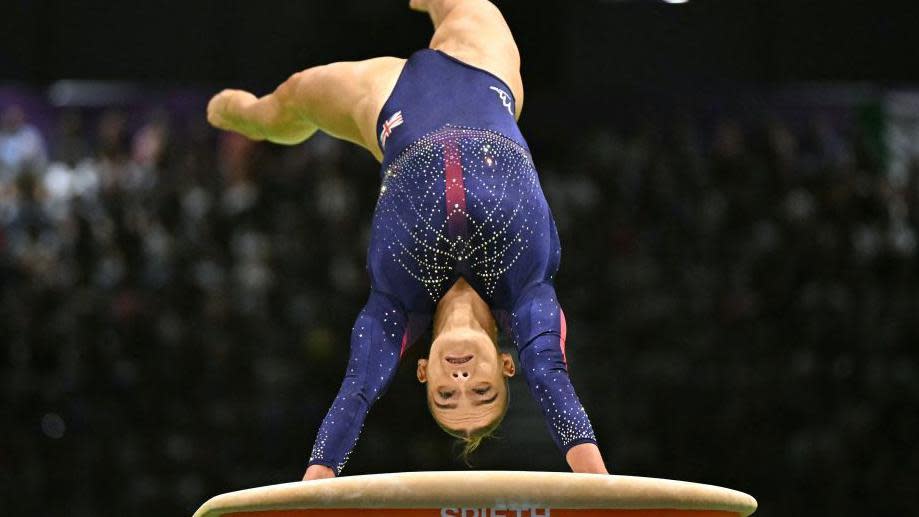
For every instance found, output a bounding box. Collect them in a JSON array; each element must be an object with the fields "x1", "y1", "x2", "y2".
[{"x1": 338, "y1": 379, "x2": 385, "y2": 407}]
